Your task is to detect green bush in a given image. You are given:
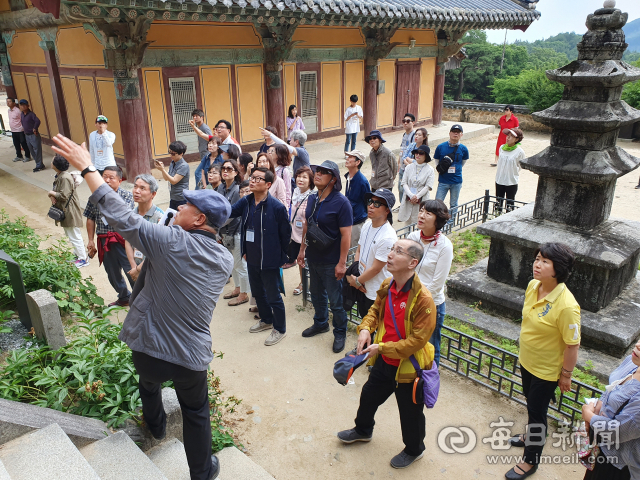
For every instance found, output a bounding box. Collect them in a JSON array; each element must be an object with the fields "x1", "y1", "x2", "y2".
[
  {"x1": 0, "y1": 210, "x2": 103, "y2": 313},
  {"x1": 622, "y1": 60, "x2": 640, "y2": 109},
  {"x1": 492, "y1": 68, "x2": 564, "y2": 112}
]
